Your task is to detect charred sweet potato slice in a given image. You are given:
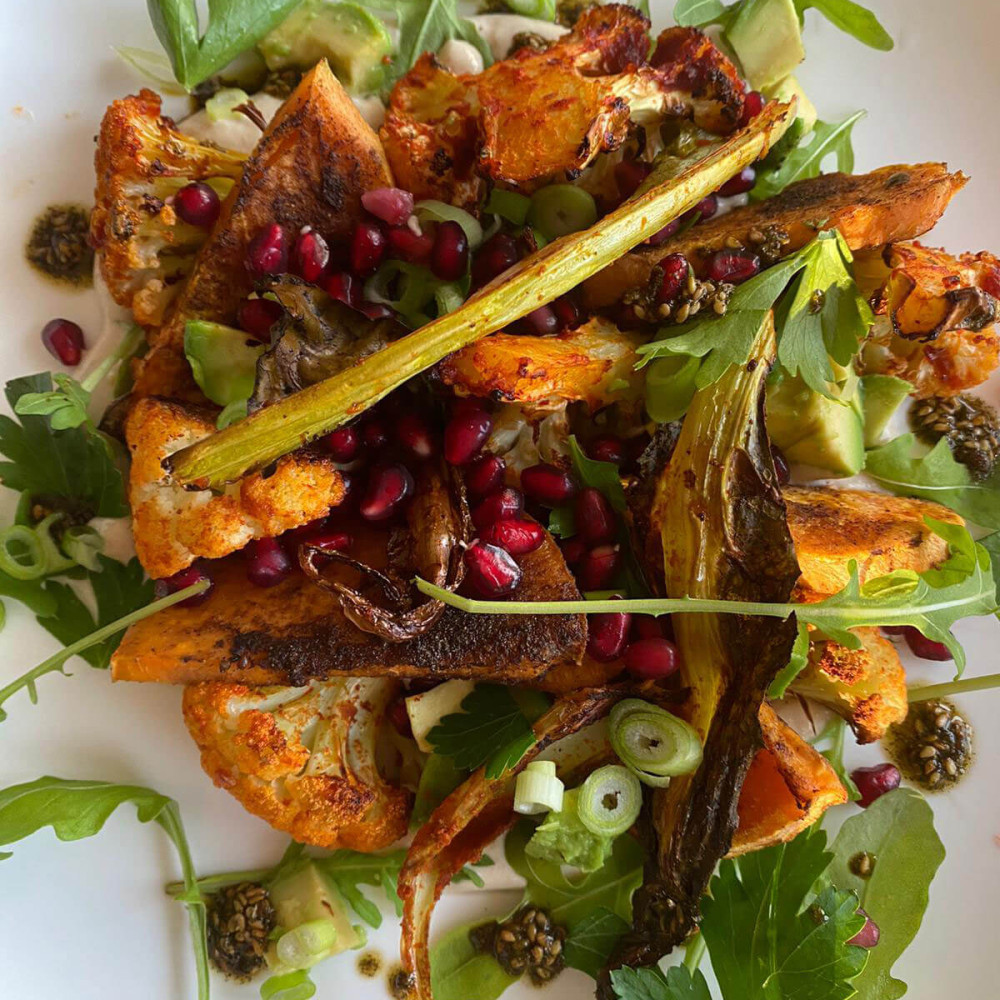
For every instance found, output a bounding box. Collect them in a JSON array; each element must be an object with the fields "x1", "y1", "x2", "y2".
[
  {"x1": 438, "y1": 317, "x2": 643, "y2": 409},
  {"x1": 858, "y1": 241, "x2": 1000, "y2": 397},
  {"x1": 730, "y1": 703, "x2": 846, "y2": 856},
  {"x1": 126, "y1": 397, "x2": 347, "y2": 578},
  {"x1": 91, "y1": 89, "x2": 246, "y2": 327},
  {"x1": 111, "y1": 535, "x2": 586, "y2": 685},
  {"x1": 140, "y1": 60, "x2": 392, "y2": 392},
  {"x1": 583, "y1": 163, "x2": 967, "y2": 308},
  {"x1": 785, "y1": 486, "x2": 962, "y2": 598}
]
